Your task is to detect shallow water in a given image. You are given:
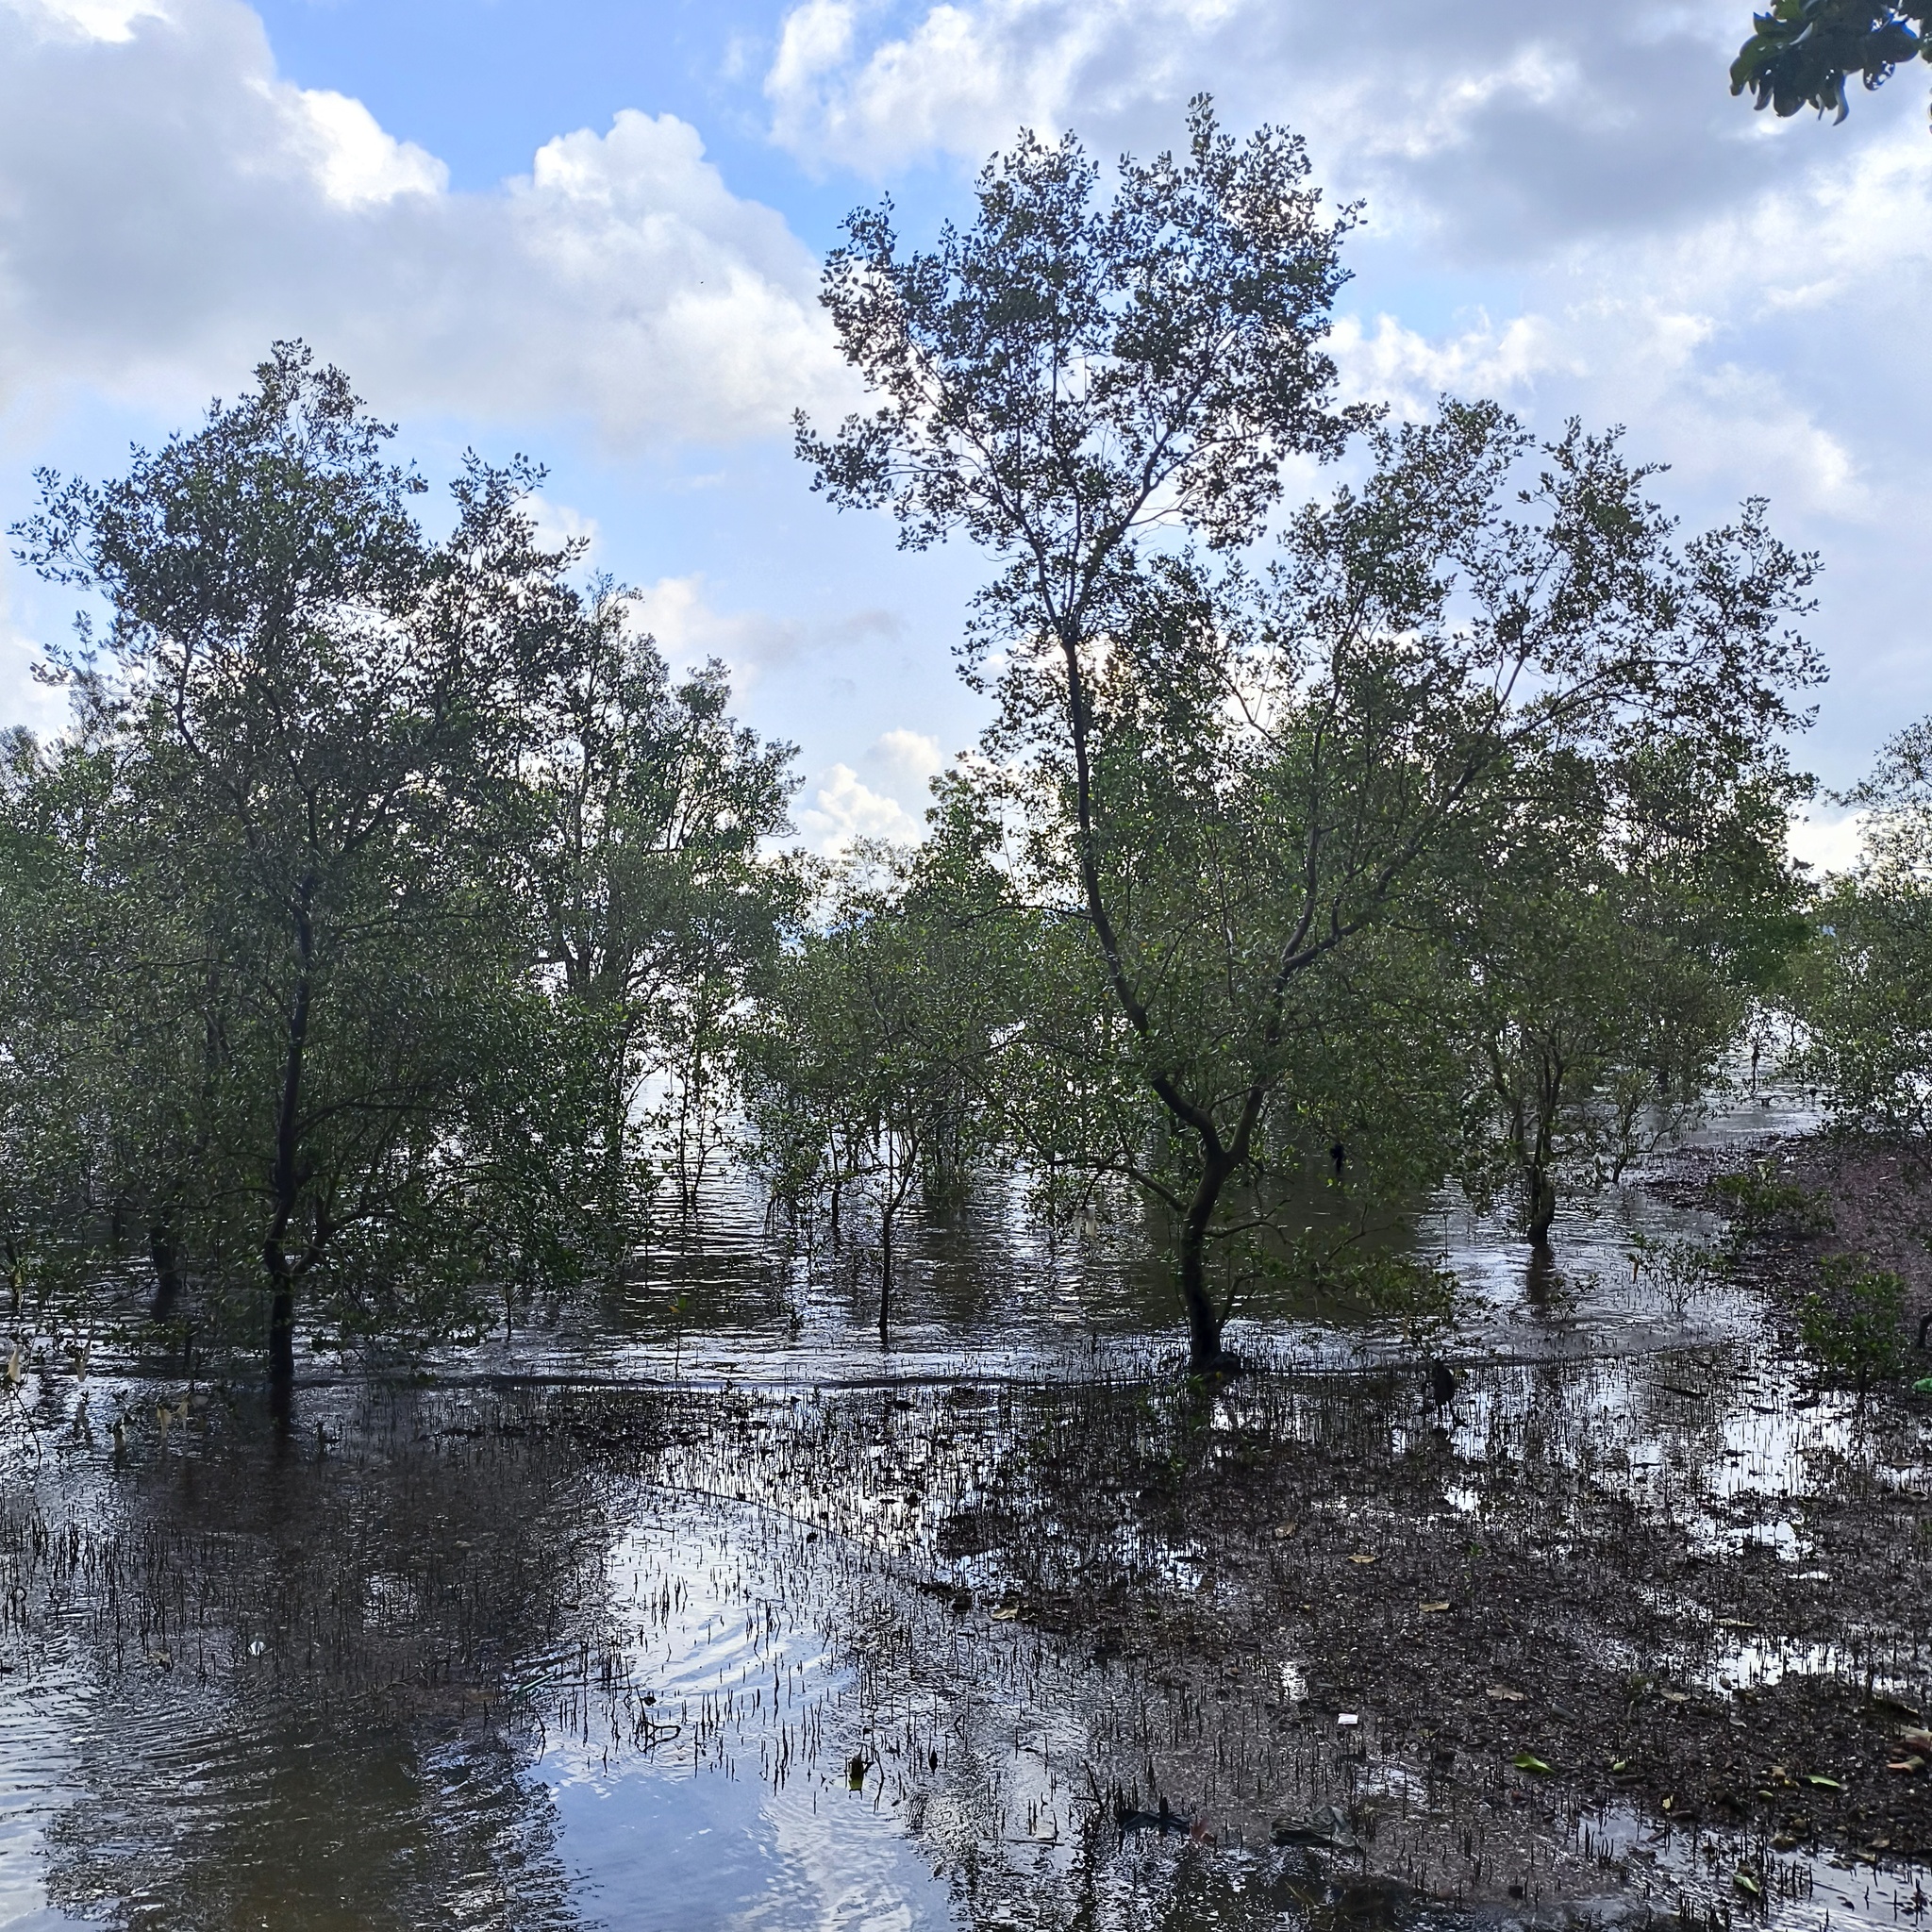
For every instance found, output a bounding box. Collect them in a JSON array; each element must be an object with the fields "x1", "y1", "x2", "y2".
[{"x1": 4, "y1": 1086, "x2": 1929, "y2": 1931}]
